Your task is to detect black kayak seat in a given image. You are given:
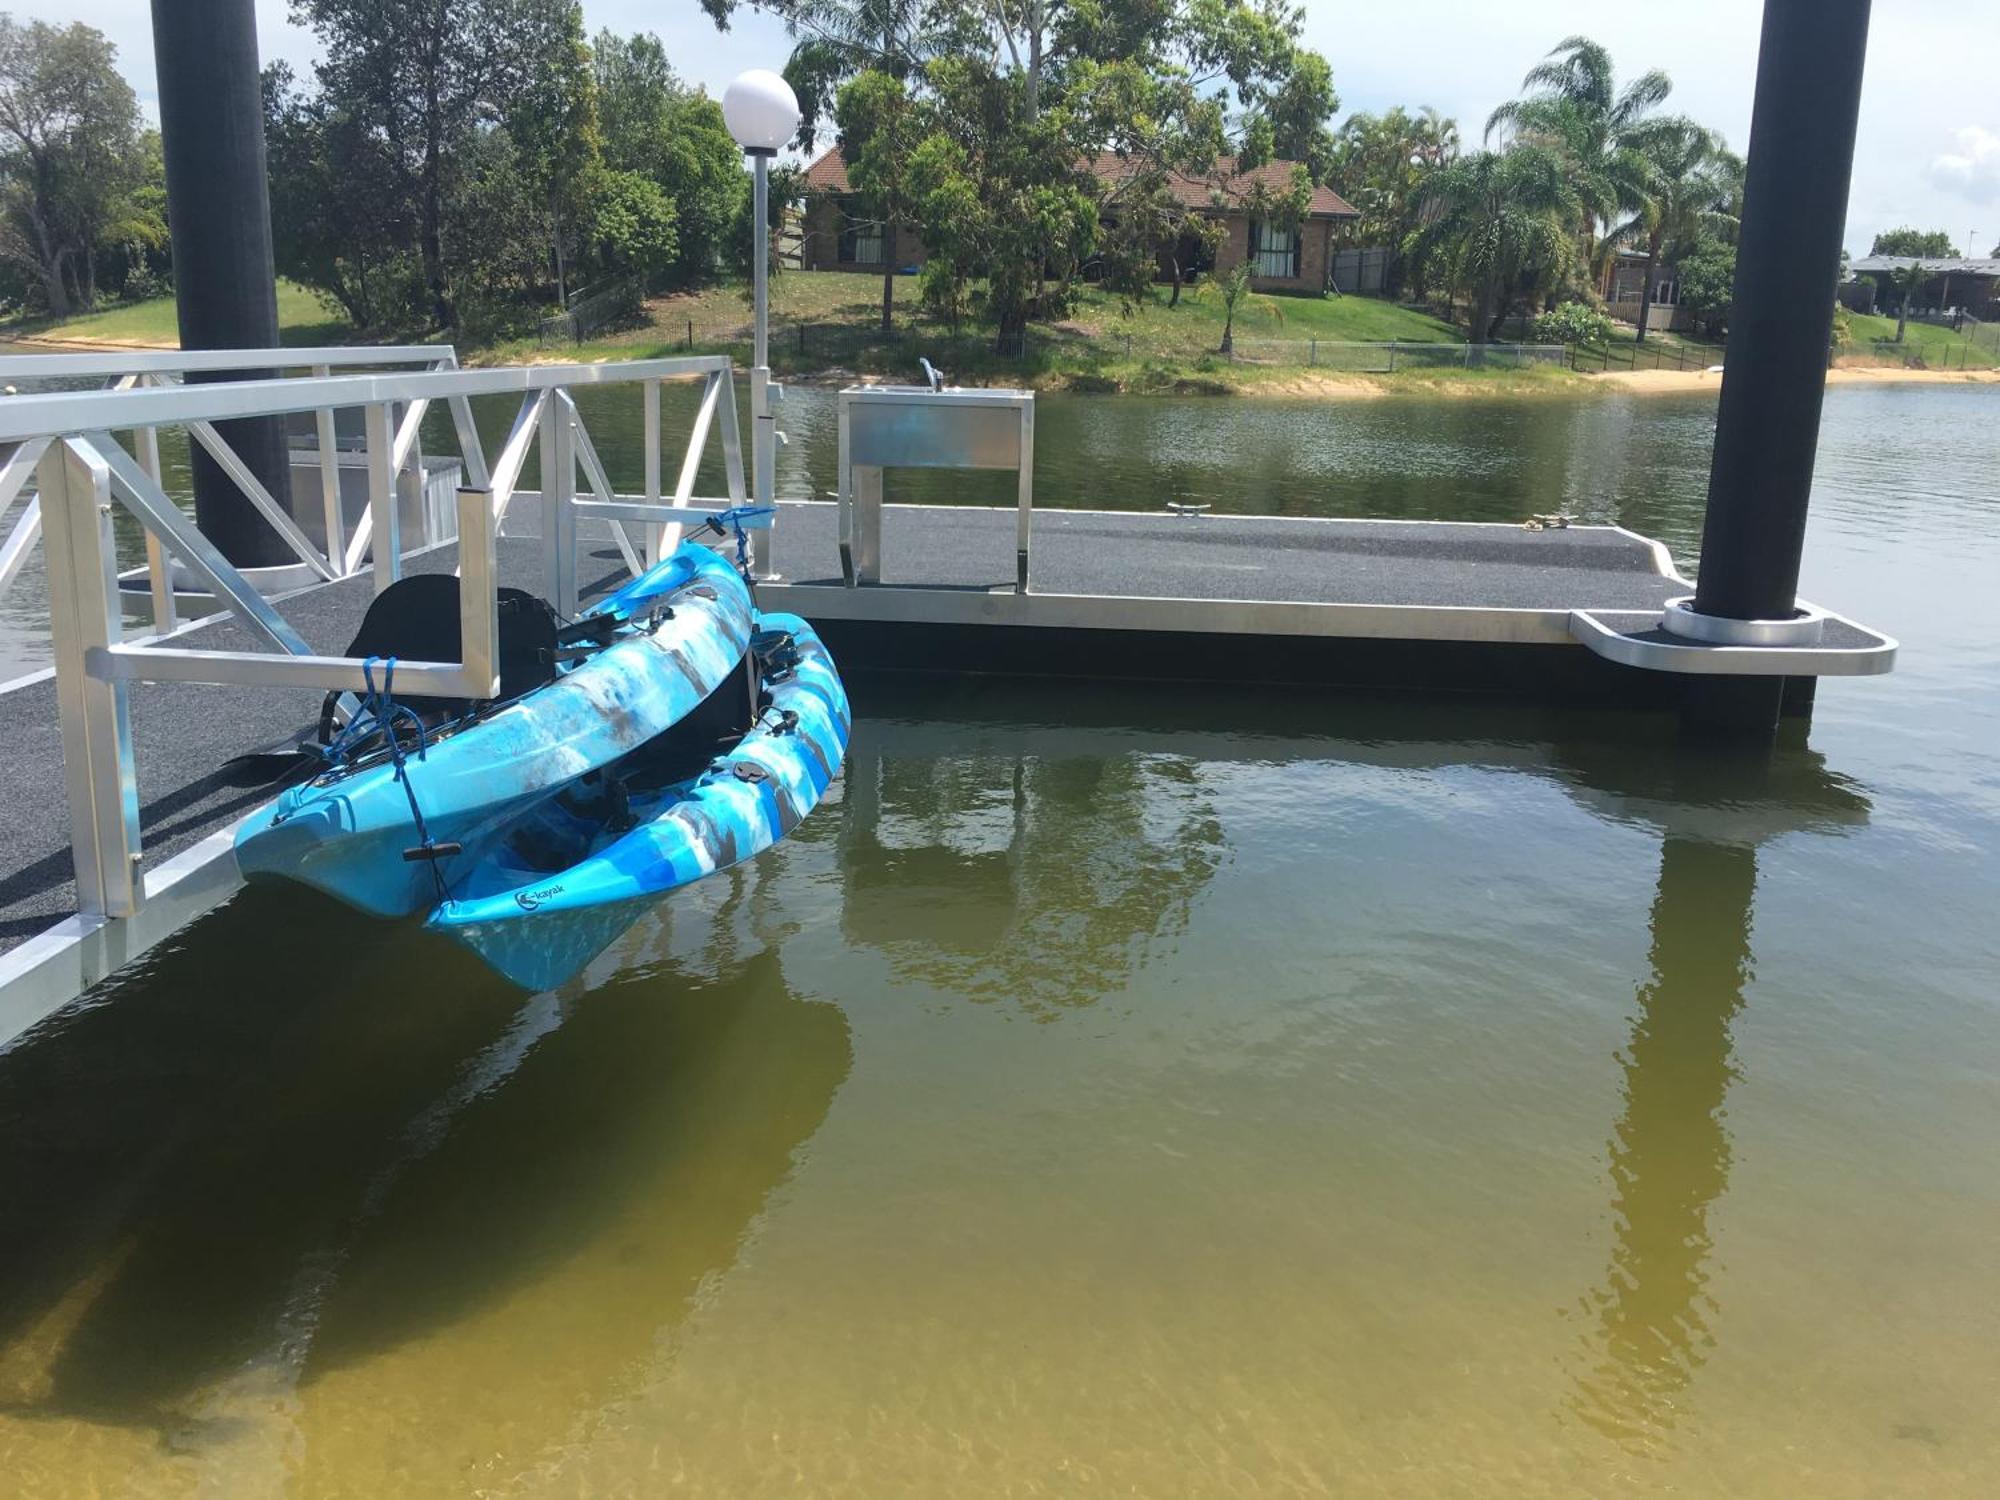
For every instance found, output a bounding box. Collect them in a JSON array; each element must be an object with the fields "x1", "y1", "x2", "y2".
[{"x1": 338, "y1": 575, "x2": 561, "y2": 718}]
